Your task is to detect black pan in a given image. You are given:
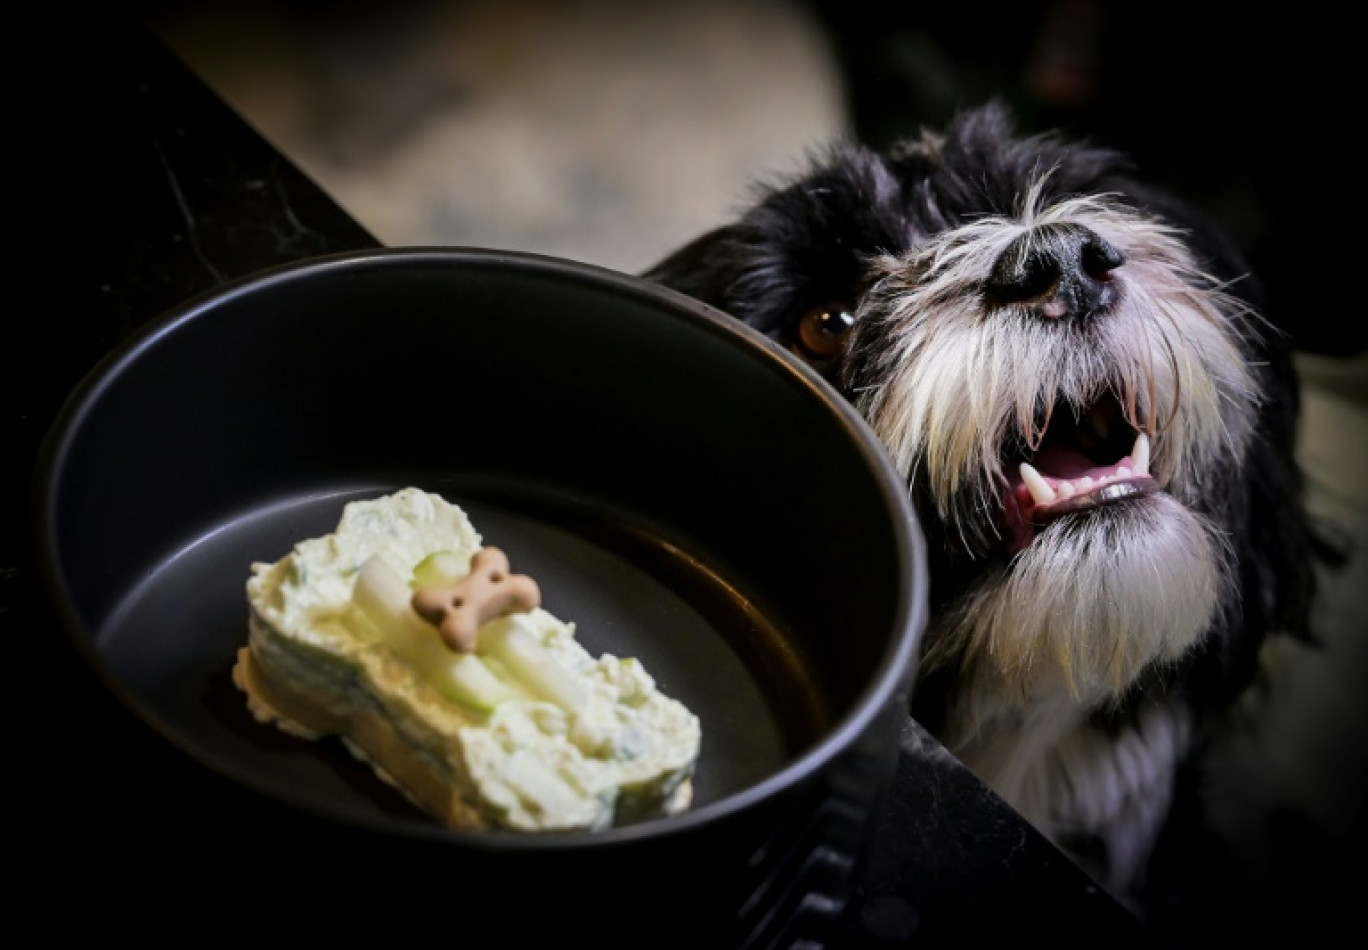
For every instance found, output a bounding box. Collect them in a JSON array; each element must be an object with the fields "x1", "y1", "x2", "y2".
[{"x1": 33, "y1": 247, "x2": 927, "y2": 944}]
